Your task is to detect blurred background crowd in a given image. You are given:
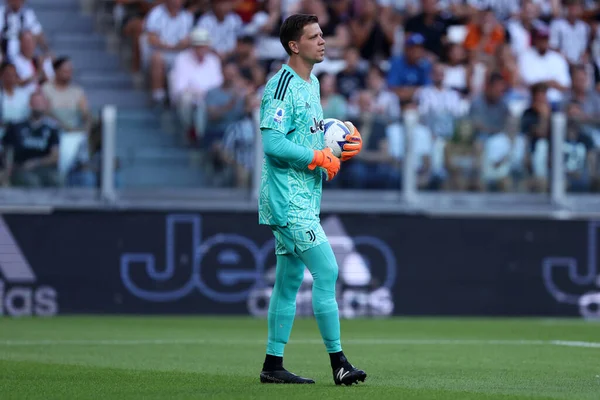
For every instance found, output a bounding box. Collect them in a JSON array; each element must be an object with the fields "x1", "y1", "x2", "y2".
[{"x1": 3, "y1": 0, "x2": 600, "y2": 194}]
